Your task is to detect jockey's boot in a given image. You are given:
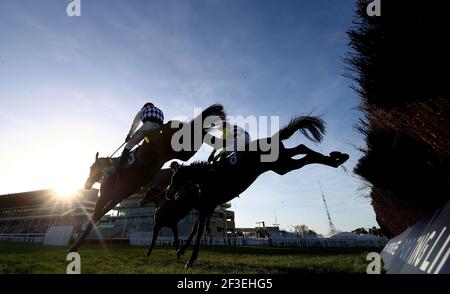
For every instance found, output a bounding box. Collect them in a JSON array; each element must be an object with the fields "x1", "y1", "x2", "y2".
[{"x1": 113, "y1": 149, "x2": 130, "y2": 175}]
